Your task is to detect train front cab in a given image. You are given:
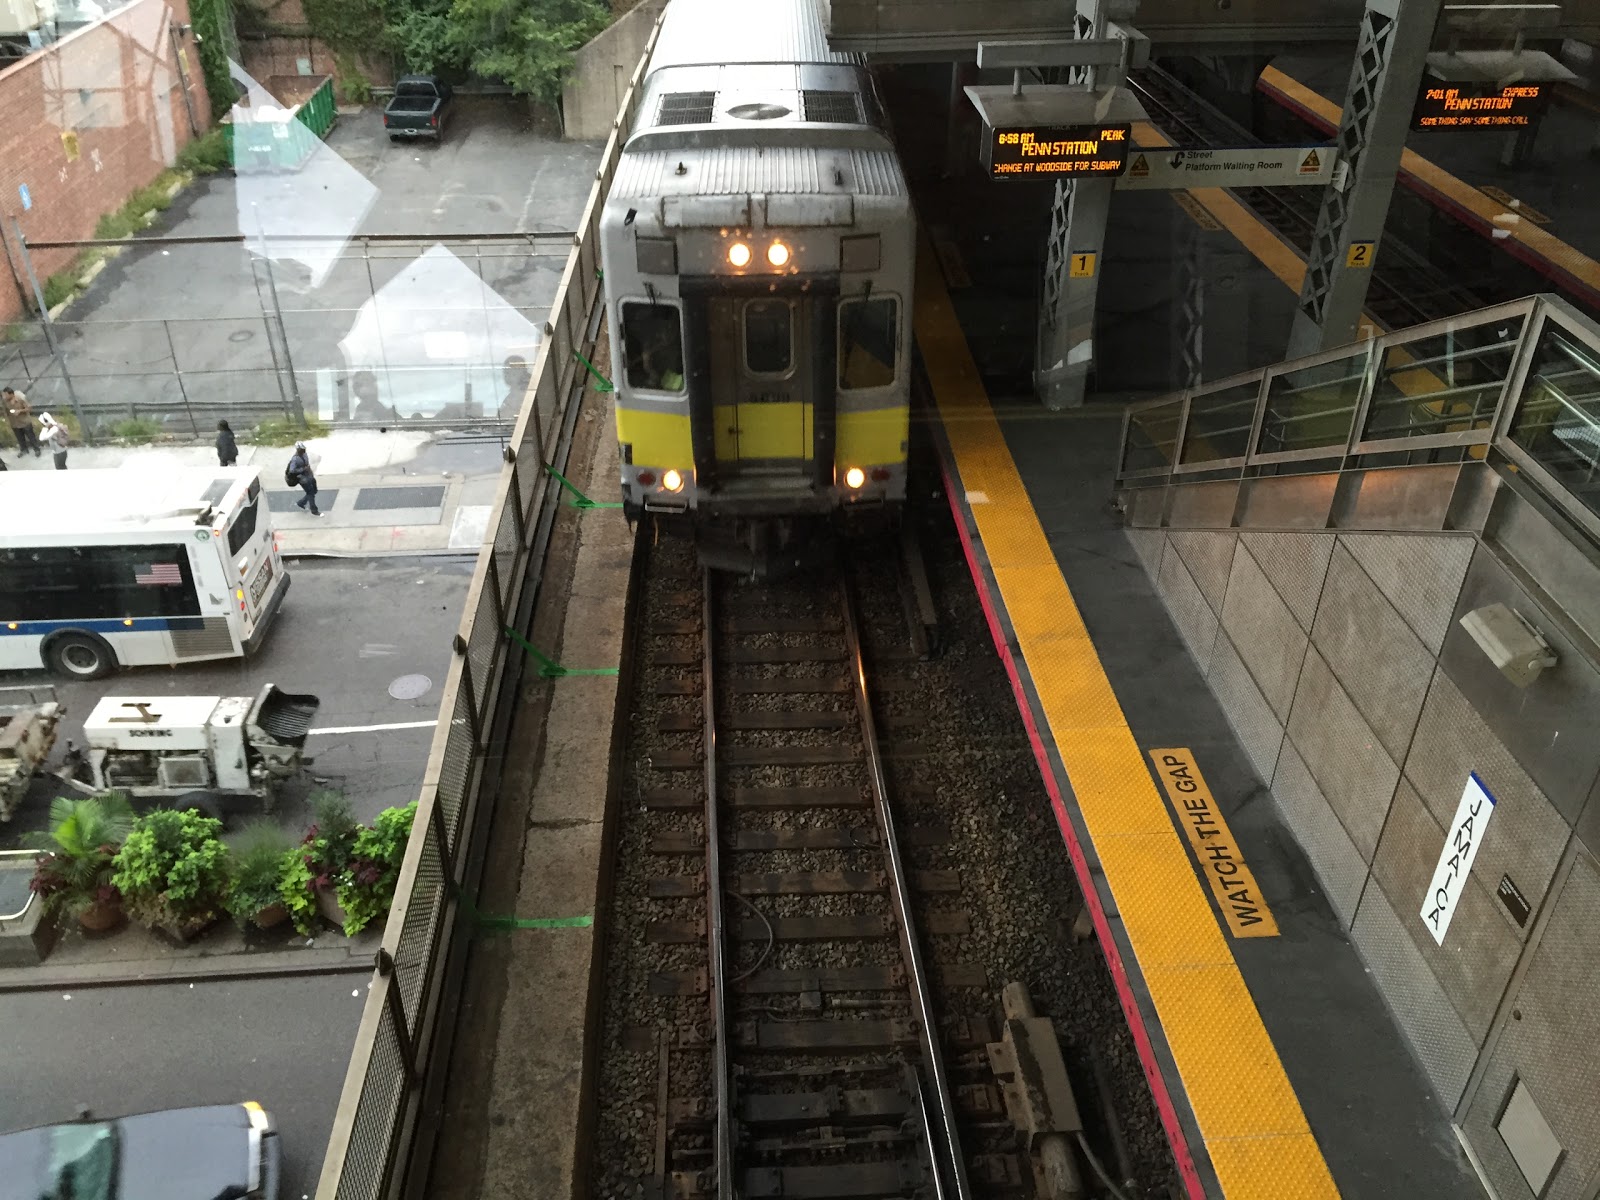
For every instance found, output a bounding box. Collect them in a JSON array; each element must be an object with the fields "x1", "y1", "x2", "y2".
[{"x1": 610, "y1": 220, "x2": 913, "y2": 565}]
